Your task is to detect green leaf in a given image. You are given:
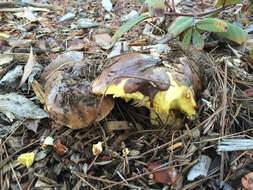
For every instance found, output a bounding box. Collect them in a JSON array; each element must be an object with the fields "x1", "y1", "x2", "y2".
[
  {"x1": 192, "y1": 30, "x2": 204, "y2": 50},
  {"x1": 217, "y1": 21, "x2": 248, "y2": 44},
  {"x1": 250, "y1": 1, "x2": 253, "y2": 9},
  {"x1": 203, "y1": 12, "x2": 220, "y2": 18},
  {"x1": 182, "y1": 28, "x2": 192, "y2": 50},
  {"x1": 246, "y1": 1, "x2": 253, "y2": 13},
  {"x1": 214, "y1": 0, "x2": 244, "y2": 7},
  {"x1": 249, "y1": 49, "x2": 253, "y2": 59},
  {"x1": 137, "y1": 0, "x2": 146, "y2": 4},
  {"x1": 108, "y1": 13, "x2": 150, "y2": 49},
  {"x1": 197, "y1": 18, "x2": 228, "y2": 32},
  {"x1": 167, "y1": 16, "x2": 193, "y2": 38}
]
